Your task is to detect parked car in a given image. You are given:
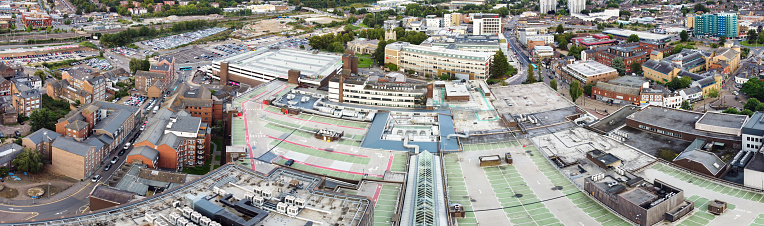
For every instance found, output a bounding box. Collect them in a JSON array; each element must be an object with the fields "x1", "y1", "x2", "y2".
[
  {"x1": 104, "y1": 163, "x2": 112, "y2": 171},
  {"x1": 91, "y1": 175, "x2": 101, "y2": 182},
  {"x1": 14, "y1": 131, "x2": 20, "y2": 137},
  {"x1": 110, "y1": 156, "x2": 119, "y2": 164},
  {"x1": 118, "y1": 149, "x2": 125, "y2": 156}
]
